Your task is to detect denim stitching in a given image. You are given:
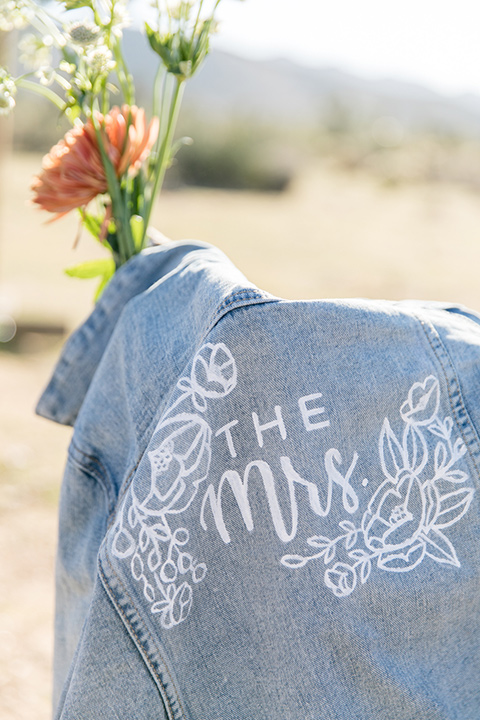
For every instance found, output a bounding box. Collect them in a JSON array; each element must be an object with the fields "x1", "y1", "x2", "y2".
[
  {"x1": 210, "y1": 289, "x2": 275, "y2": 326},
  {"x1": 97, "y1": 562, "x2": 177, "y2": 720},
  {"x1": 414, "y1": 312, "x2": 480, "y2": 478},
  {"x1": 99, "y1": 556, "x2": 187, "y2": 720}
]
